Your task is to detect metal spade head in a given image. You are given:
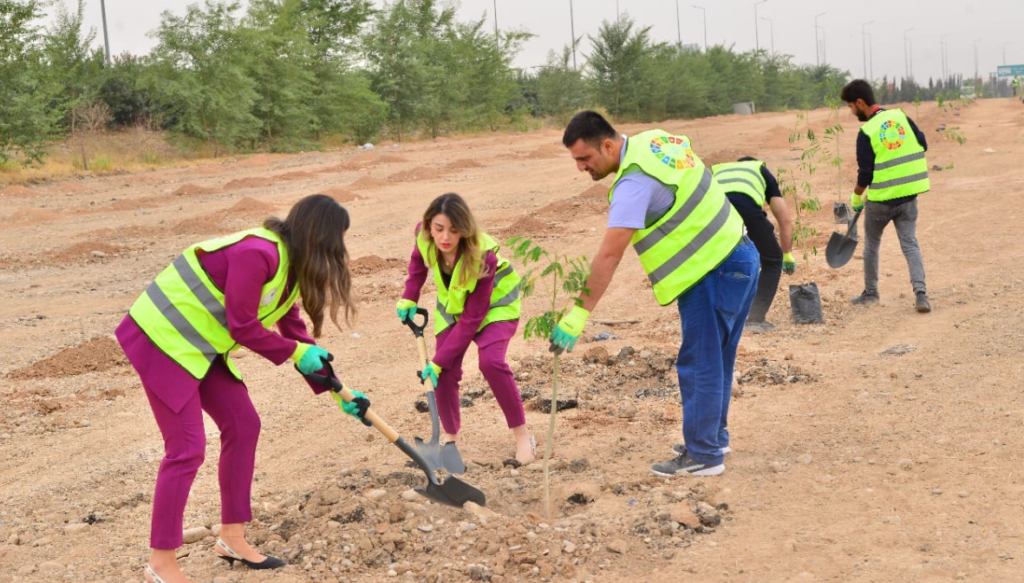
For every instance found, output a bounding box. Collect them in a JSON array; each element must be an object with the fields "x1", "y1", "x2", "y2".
[
  {"x1": 826, "y1": 210, "x2": 862, "y2": 269},
  {"x1": 395, "y1": 438, "x2": 485, "y2": 508}
]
